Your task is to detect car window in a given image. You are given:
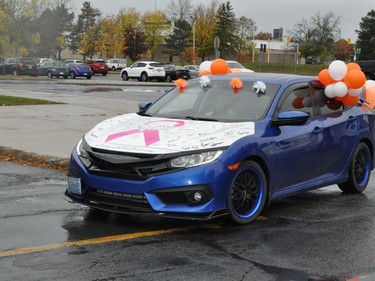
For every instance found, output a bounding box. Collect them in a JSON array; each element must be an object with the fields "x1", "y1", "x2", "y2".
[{"x1": 277, "y1": 84, "x2": 314, "y2": 117}]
